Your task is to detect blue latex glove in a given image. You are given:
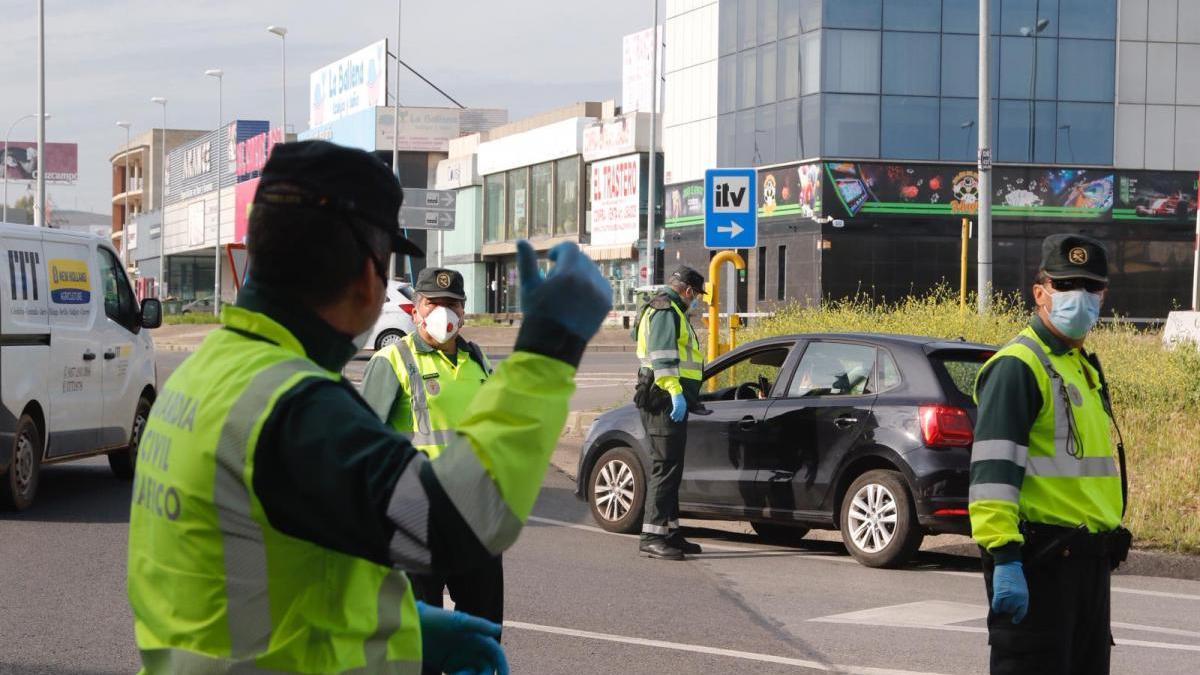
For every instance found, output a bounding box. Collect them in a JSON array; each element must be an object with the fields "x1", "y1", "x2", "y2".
[
  {"x1": 991, "y1": 561, "x2": 1029, "y2": 624},
  {"x1": 669, "y1": 393, "x2": 688, "y2": 423},
  {"x1": 516, "y1": 240, "x2": 612, "y2": 341},
  {"x1": 417, "y1": 601, "x2": 508, "y2": 675}
]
